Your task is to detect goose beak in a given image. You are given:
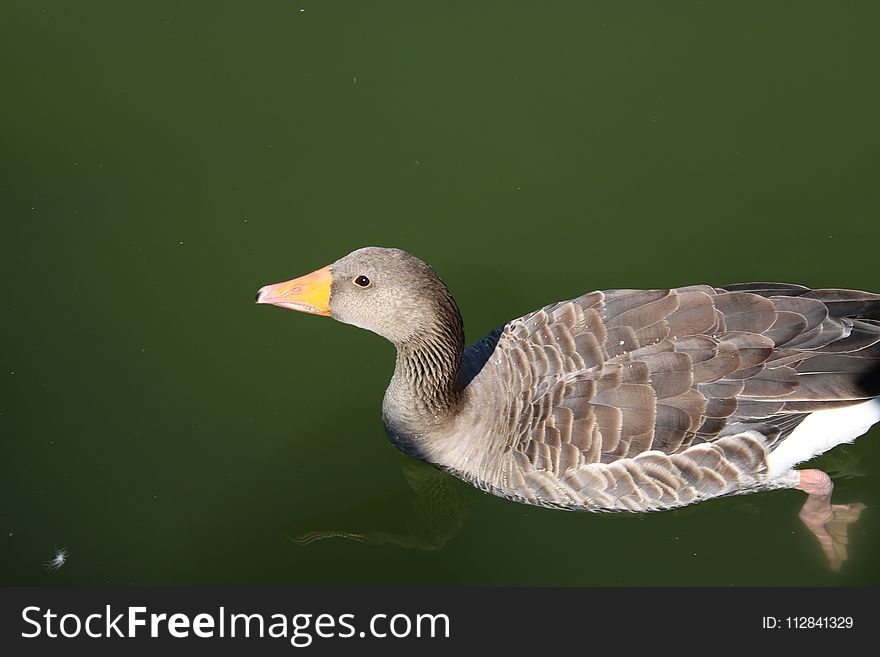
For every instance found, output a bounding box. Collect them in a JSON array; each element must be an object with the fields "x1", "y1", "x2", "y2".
[{"x1": 256, "y1": 265, "x2": 332, "y2": 316}]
